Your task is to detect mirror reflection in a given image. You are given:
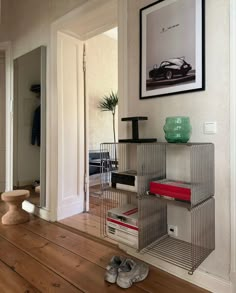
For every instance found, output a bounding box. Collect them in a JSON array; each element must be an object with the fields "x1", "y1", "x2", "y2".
[{"x1": 13, "y1": 46, "x2": 46, "y2": 207}]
